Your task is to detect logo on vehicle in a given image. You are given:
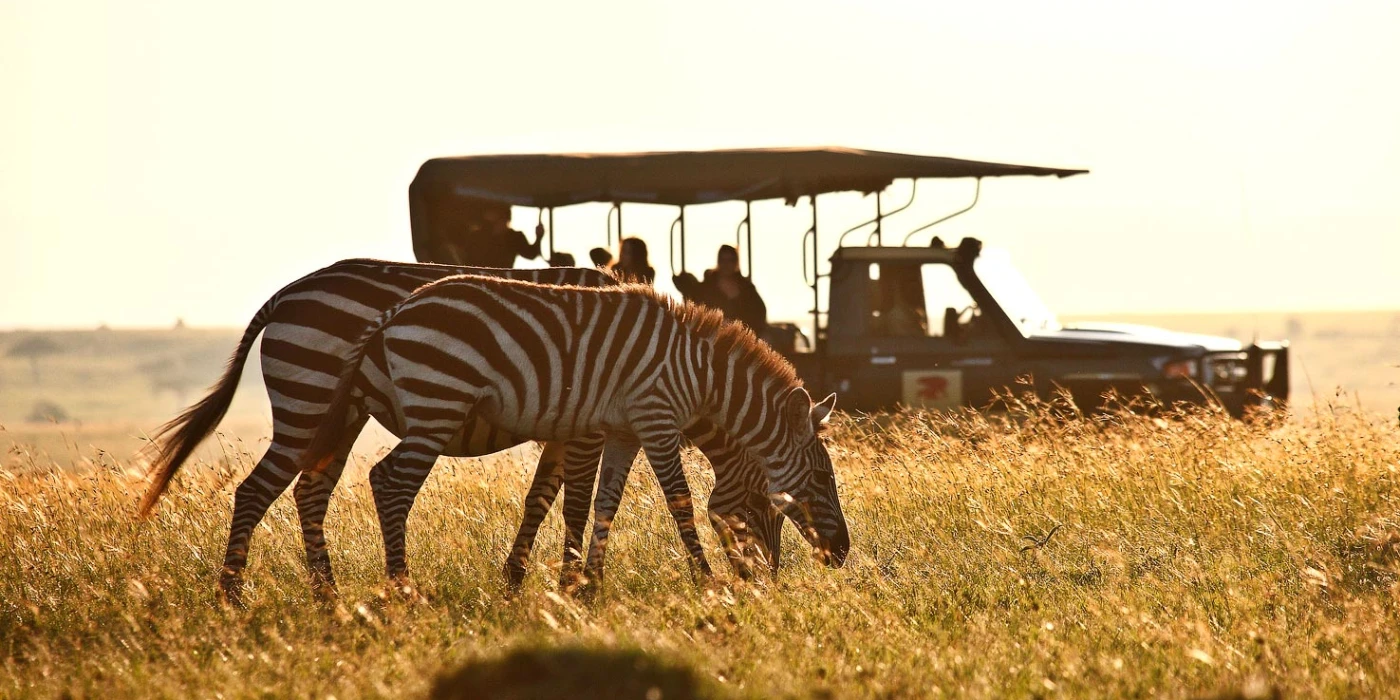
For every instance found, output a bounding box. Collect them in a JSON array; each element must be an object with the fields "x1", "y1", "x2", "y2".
[{"x1": 902, "y1": 370, "x2": 962, "y2": 409}]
